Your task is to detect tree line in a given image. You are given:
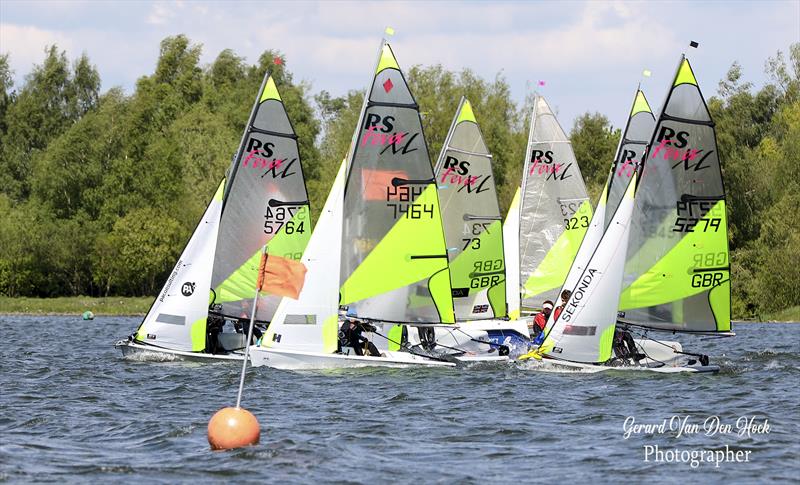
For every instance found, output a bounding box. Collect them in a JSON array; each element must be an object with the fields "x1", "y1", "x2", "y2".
[{"x1": 1, "y1": 36, "x2": 797, "y2": 319}]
